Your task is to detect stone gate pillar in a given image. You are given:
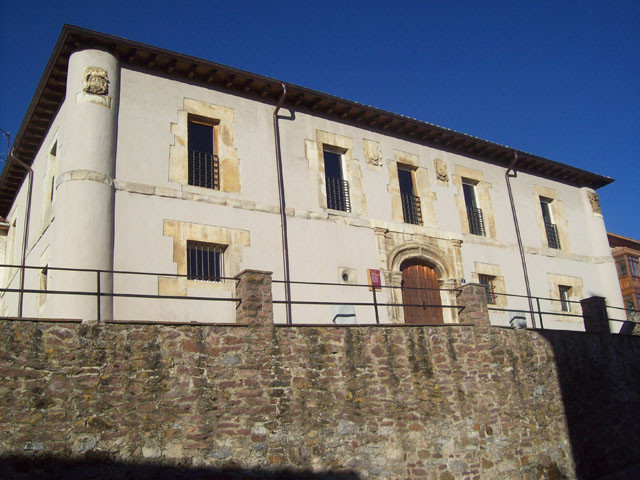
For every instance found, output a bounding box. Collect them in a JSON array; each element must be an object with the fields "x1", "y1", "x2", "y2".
[{"x1": 457, "y1": 283, "x2": 490, "y2": 326}]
